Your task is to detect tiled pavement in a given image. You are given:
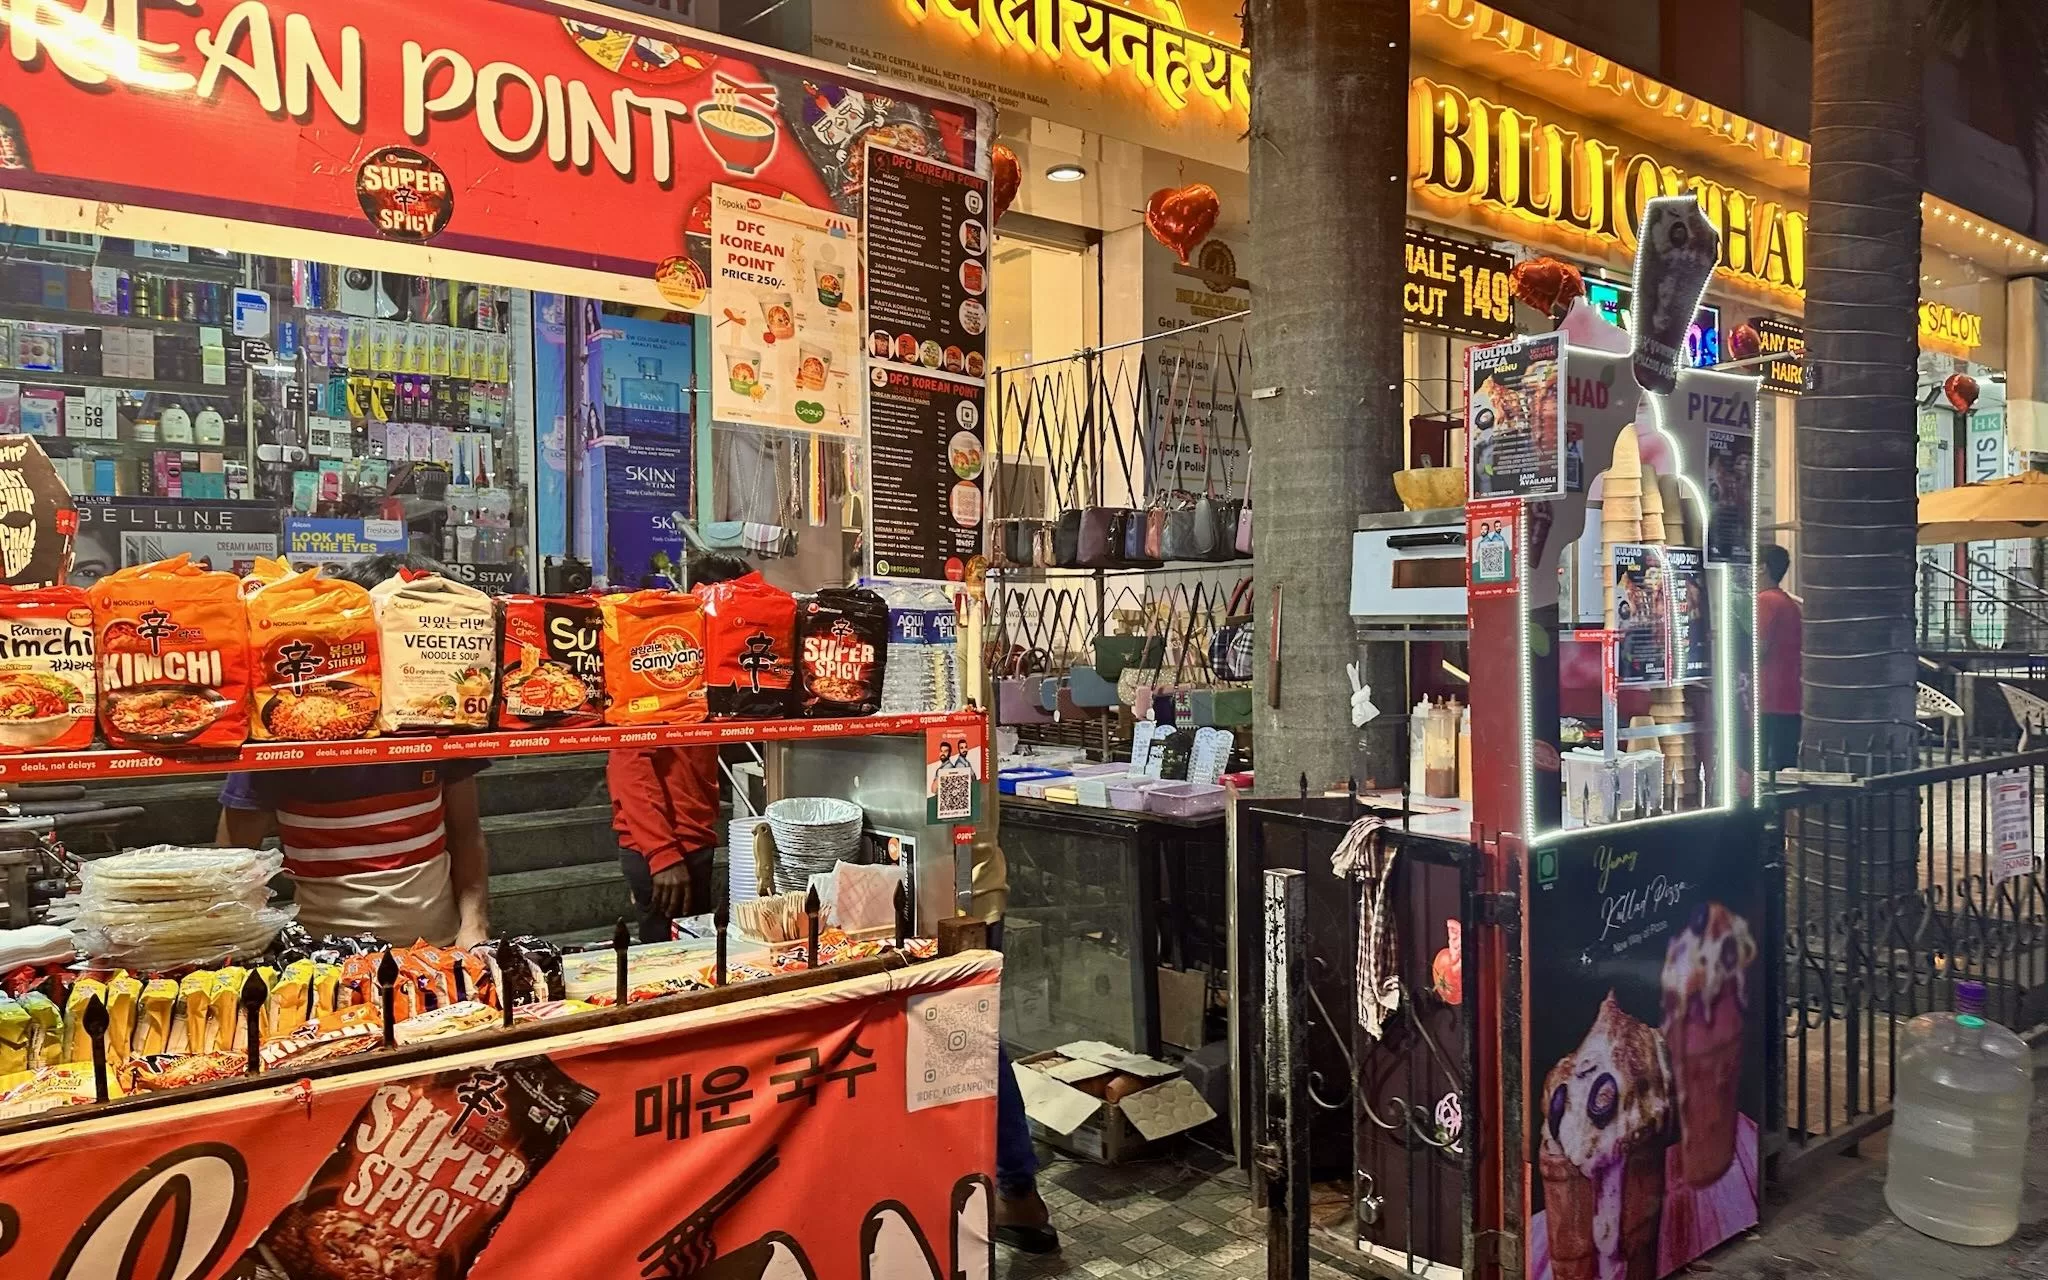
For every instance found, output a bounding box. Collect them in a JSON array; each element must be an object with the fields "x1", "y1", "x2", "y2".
[{"x1": 1000, "y1": 1051, "x2": 2048, "y2": 1279}]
